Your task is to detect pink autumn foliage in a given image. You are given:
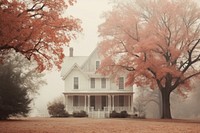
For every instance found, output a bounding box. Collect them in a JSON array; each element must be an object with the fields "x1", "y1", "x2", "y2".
[{"x1": 98, "y1": 0, "x2": 200, "y2": 94}]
